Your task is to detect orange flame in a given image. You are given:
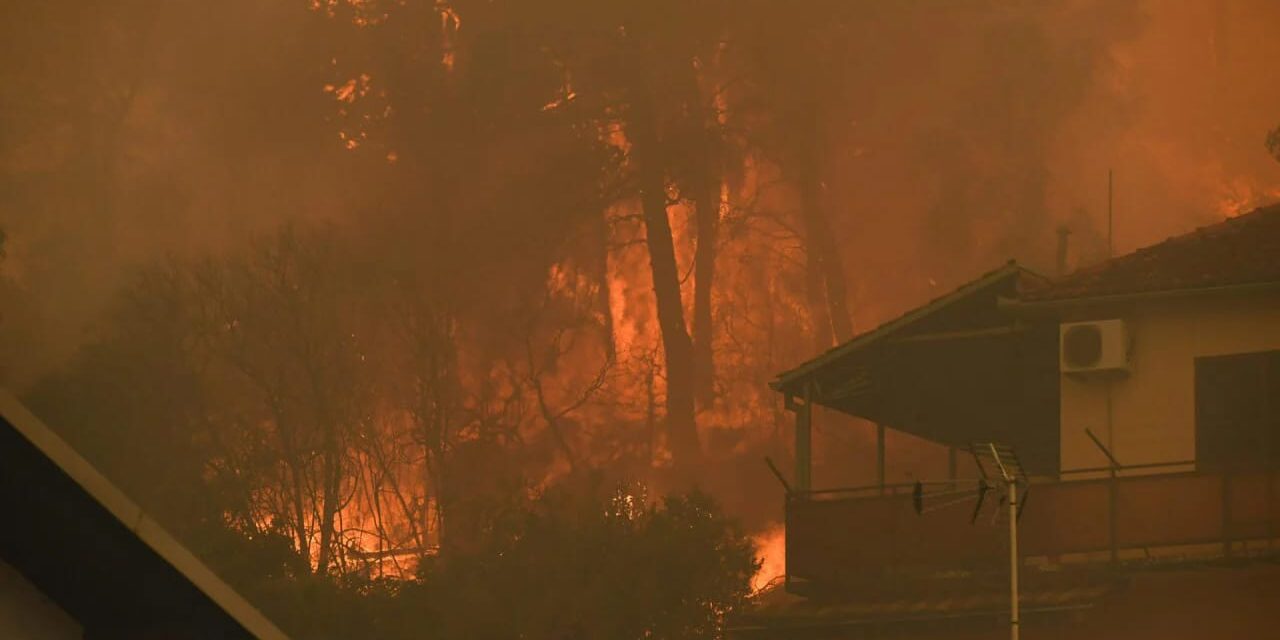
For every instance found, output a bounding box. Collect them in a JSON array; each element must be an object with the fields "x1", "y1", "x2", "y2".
[{"x1": 751, "y1": 525, "x2": 786, "y2": 593}]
